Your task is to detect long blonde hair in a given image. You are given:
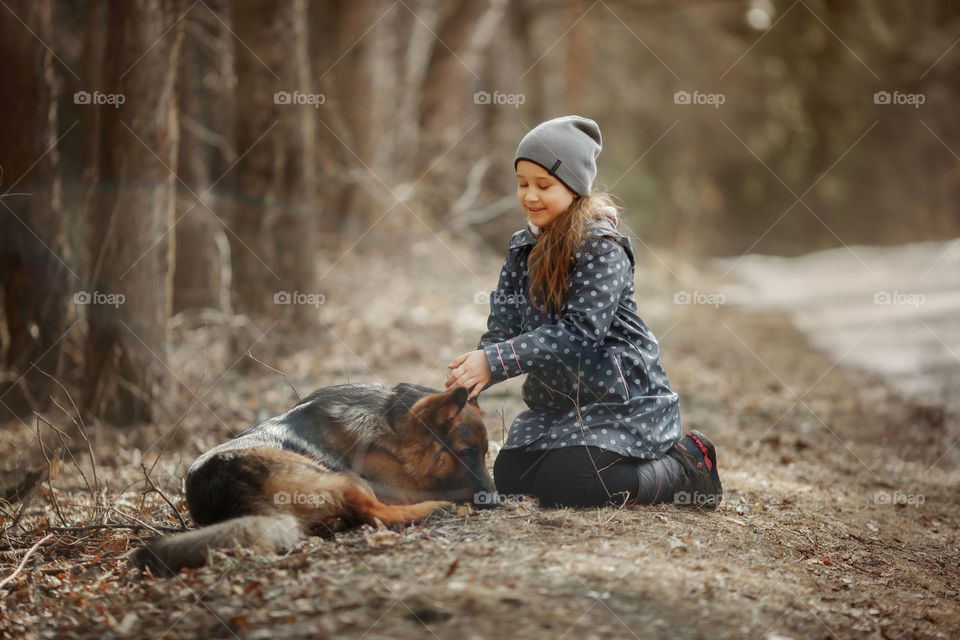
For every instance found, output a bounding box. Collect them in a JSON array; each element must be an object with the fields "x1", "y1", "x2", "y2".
[{"x1": 528, "y1": 191, "x2": 618, "y2": 314}]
